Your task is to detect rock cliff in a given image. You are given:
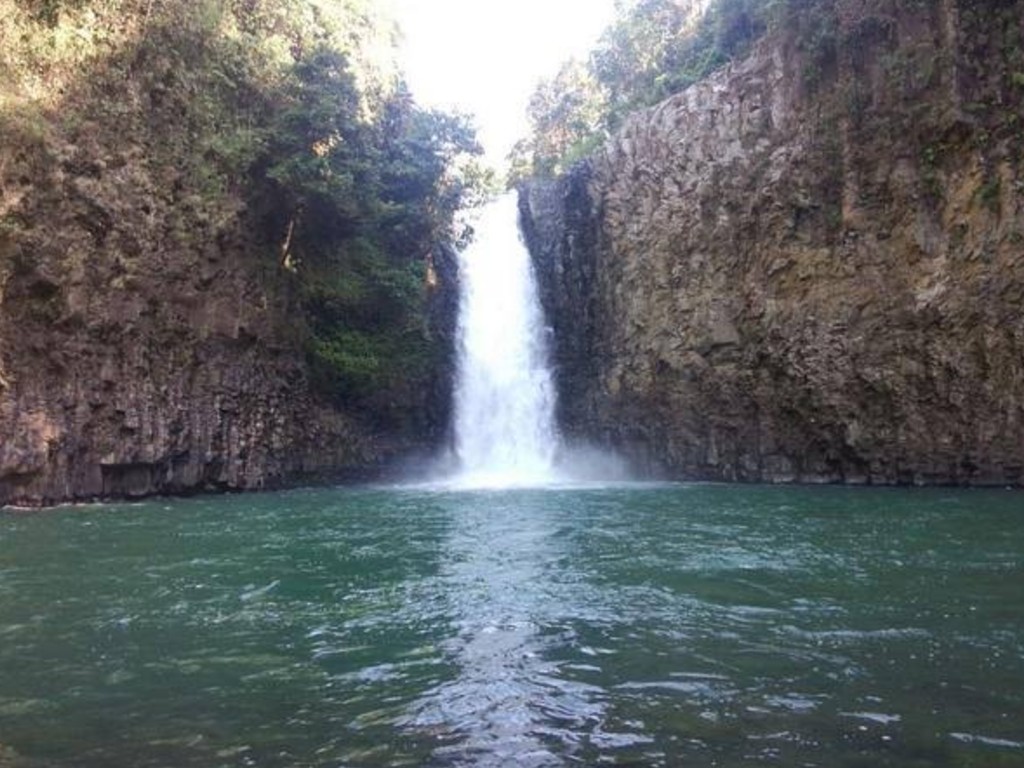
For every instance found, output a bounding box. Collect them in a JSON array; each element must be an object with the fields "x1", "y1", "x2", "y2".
[
  {"x1": 0, "y1": 130, "x2": 458, "y2": 505},
  {"x1": 523, "y1": 0, "x2": 1024, "y2": 485},
  {"x1": 0, "y1": 4, "x2": 461, "y2": 506}
]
